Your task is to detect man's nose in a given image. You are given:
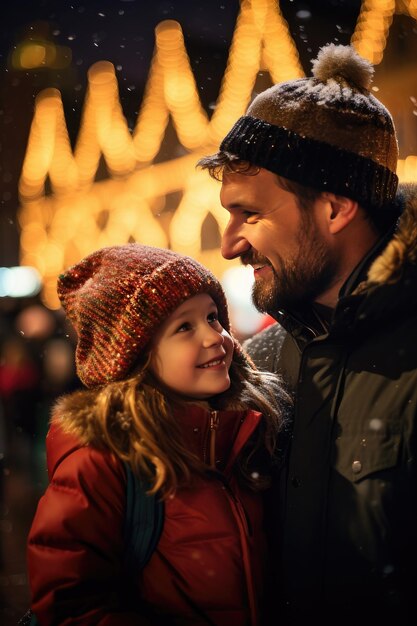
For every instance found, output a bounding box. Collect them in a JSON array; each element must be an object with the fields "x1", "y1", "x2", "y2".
[{"x1": 221, "y1": 223, "x2": 251, "y2": 260}]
